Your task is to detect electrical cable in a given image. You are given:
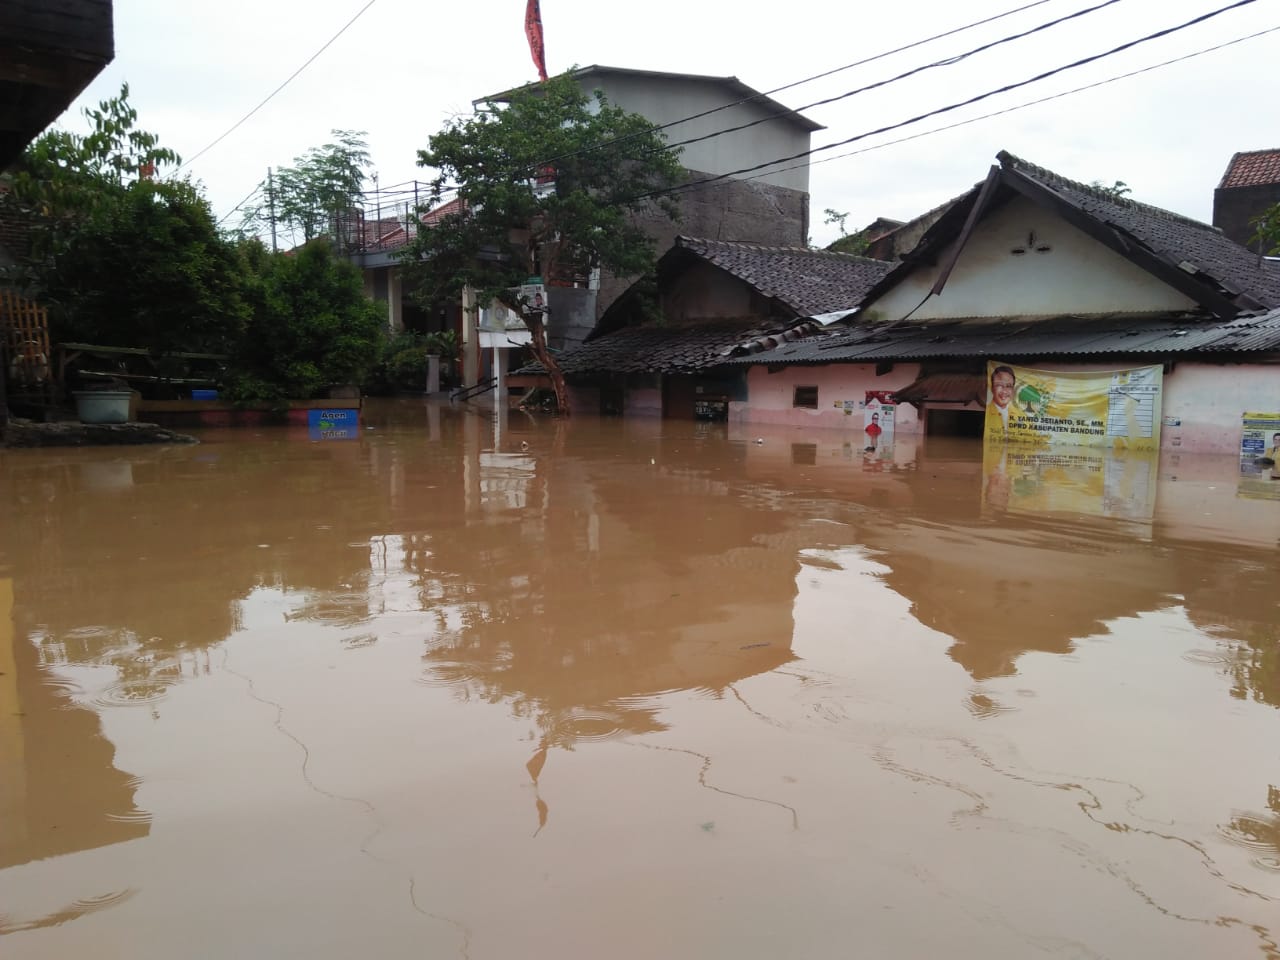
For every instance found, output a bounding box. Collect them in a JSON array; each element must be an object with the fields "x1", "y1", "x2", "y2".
[
  {"x1": 217, "y1": 185, "x2": 263, "y2": 227},
  {"x1": 174, "y1": 0, "x2": 380, "y2": 175},
  {"x1": 631, "y1": 0, "x2": 1259, "y2": 203},
  {"x1": 656, "y1": 0, "x2": 1126, "y2": 156},
  {"x1": 713, "y1": 24, "x2": 1280, "y2": 195},
  {"x1": 517, "y1": 0, "x2": 1061, "y2": 173}
]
